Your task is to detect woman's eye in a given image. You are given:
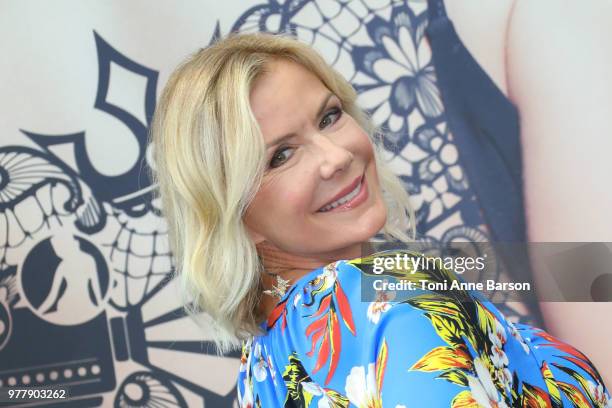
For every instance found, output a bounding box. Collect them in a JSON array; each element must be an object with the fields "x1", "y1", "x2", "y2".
[
  {"x1": 319, "y1": 107, "x2": 343, "y2": 130},
  {"x1": 268, "y1": 107, "x2": 342, "y2": 169},
  {"x1": 269, "y1": 146, "x2": 294, "y2": 169}
]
